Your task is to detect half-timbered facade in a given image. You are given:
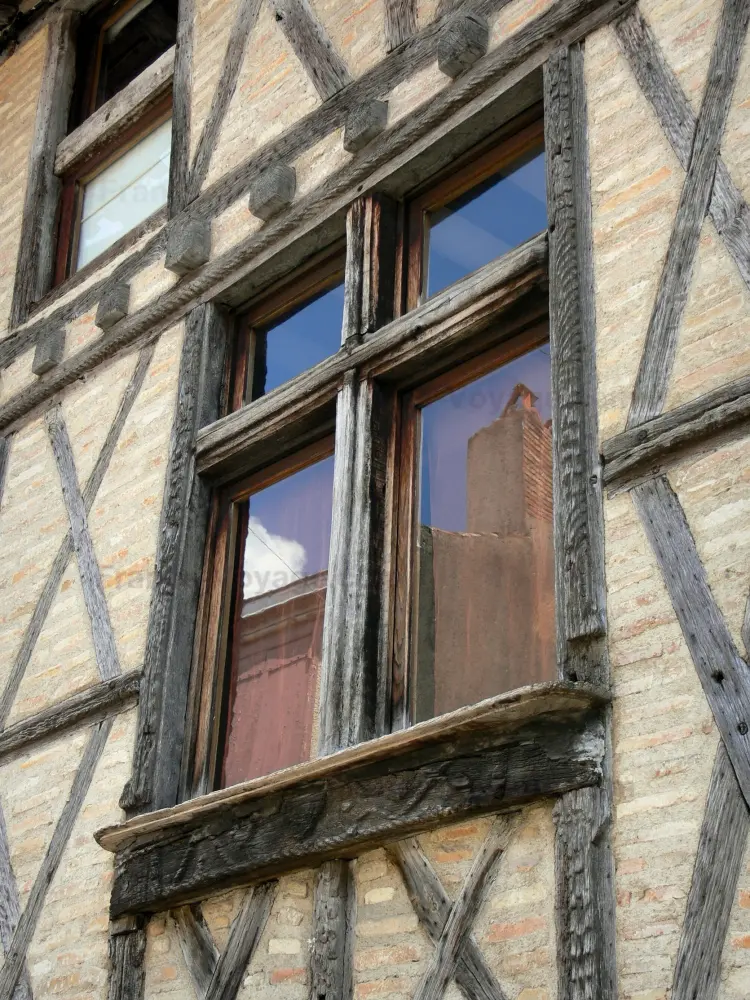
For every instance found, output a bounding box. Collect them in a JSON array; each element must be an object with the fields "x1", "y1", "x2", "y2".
[{"x1": 0, "y1": 0, "x2": 748, "y2": 997}]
